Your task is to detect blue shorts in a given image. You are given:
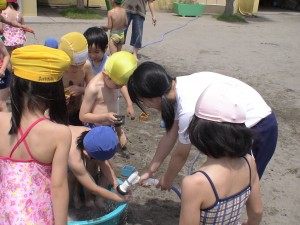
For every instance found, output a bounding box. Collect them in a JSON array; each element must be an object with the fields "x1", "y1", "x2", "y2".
[
  {"x1": 251, "y1": 112, "x2": 278, "y2": 179},
  {"x1": 125, "y1": 13, "x2": 145, "y2": 49},
  {"x1": 0, "y1": 70, "x2": 12, "y2": 90}
]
